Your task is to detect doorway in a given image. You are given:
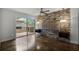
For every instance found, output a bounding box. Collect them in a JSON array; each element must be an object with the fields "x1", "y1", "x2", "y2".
[
  {"x1": 16, "y1": 17, "x2": 35, "y2": 37},
  {"x1": 16, "y1": 17, "x2": 35, "y2": 51}
]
